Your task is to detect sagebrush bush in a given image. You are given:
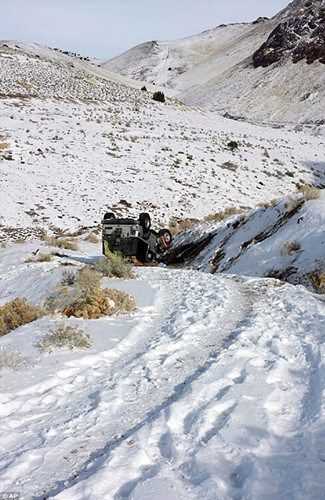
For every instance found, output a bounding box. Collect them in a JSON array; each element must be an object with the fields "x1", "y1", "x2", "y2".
[
  {"x1": 310, "y1": 272, "x2": 325, "y2": 294},
  {"x1": 45, "y1": 236, "x2": 79, "y2": 251},
  {"x1": 47, "y1": 265, "x2": 136, "y2": 319},
  {"x1": 37, "y1": 324, "x2": 91, "y2": 352},
  {"x1": 105, "y1": 288, "x2": 136, "y2": 314},
  {"x1": 0, "y1": 347, "x2": 29, "y2": 372},
  {"x1": 282, "y1": 241, "x2": 301, "y2": 255},
  {"x1": 25, "y1": 252, "x2": 53, "y2": 263},
  {"x1": 63, "y1": 266, "x2": 136, "y2": 319},
  {"x1": 169, "y1": 218, "x2": 199, "y2": 235},
  {"x1": 296, "y1": 183, "x2": 320, "y2": 201},
  {"x1": 152, "y1": 91, "x2": 165, "y2": 103},
  {"x1": 203, "y1": 207, "x2": 244, "y2": 223},
  {"x1": 227, "y1": 140, "x2": 239, "y2": 151},
  {"x1": 61, "y1": 269, "x2": 76, "y2": 286},
  {"x1": 92, "y1": 254, "x2": 134, "y2": 279},
  {"x1": 0, "y1": 298, "x2": 42, "y2": 336},
  {"x1": 84, "y1": 233, "x2": 99, "y2": 244}
]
